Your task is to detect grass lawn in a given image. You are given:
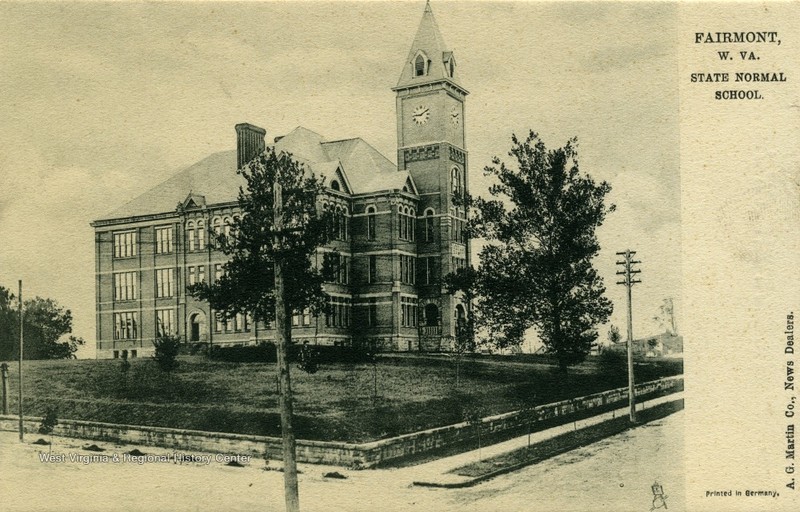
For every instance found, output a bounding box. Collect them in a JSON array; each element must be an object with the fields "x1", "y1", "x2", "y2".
[{"x1": 0, "y1": 353, "x2": 682, "y2": 443}]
